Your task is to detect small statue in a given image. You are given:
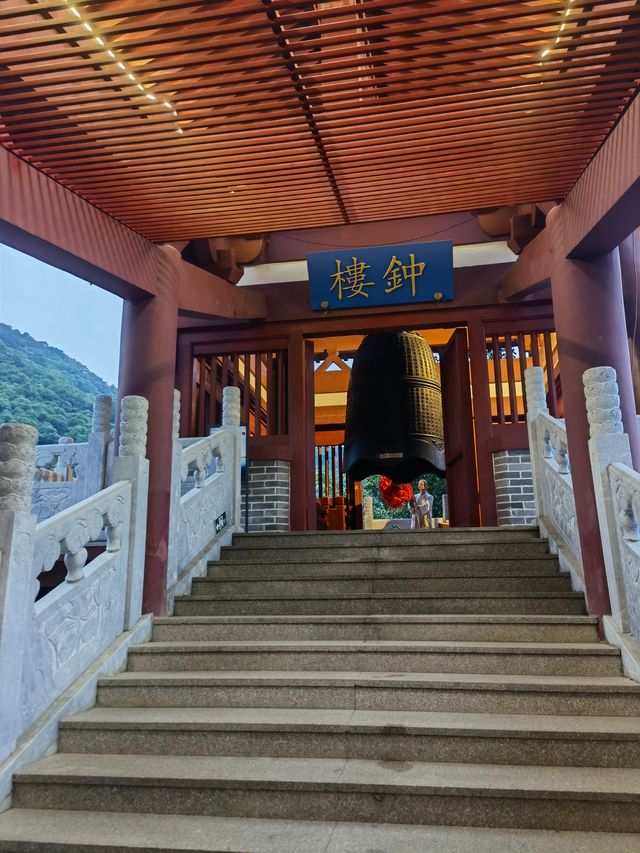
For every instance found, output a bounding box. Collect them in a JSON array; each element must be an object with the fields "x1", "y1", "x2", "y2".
[{"x1": 408, "y1": 479, "x2": 433, "y2": 529}]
